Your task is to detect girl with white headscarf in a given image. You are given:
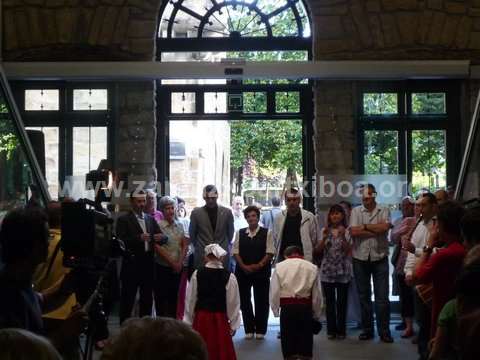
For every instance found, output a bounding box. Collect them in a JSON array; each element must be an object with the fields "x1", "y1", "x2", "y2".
[{"x1": 184, "y1": 244, "x2": 240, "y2": 360}]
